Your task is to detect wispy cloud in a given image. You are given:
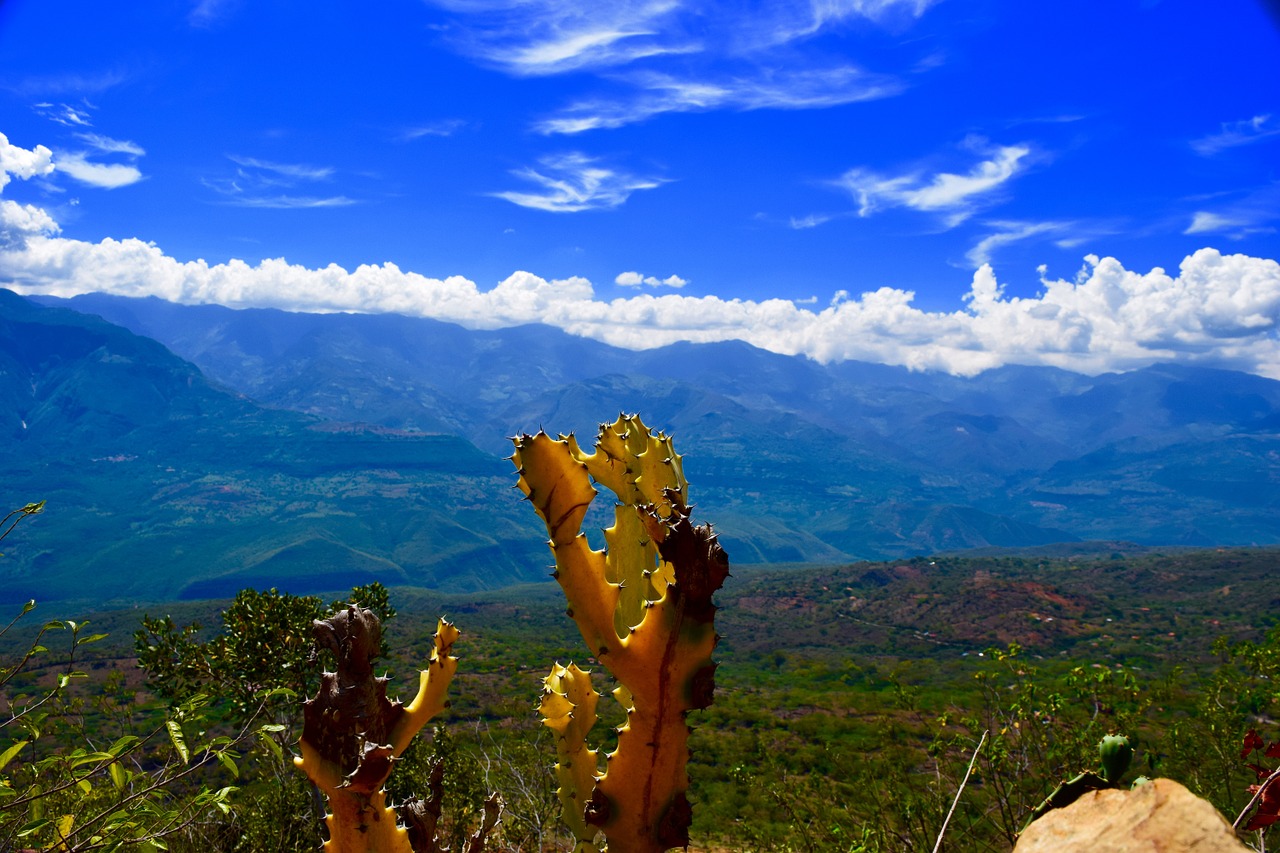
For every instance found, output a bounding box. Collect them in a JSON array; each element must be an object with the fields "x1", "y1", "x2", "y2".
[
  {"x1": 1183, "y1": 183, "x2": 1280, "y2": 239},
  {"x1": 34, "y1": 102, "x2": 94, "y2": 127},
  {"x1": 535, "y1": 65, "x2": 903, "y2": 134},
  {"x1": 189, "y1": 0, "x2": 242, "y2": 28},
  {"x1": 615, "y1": 271, "x2": 686, "y2": 288},
  {"x1": 428, "y1": 0, "x2": 690, "y2": 77},
  {"x1": 74, "y1": 133, "x2": 146, "y2": 157},
  {"x1": 428, "y1": 0, "x2": 932, "y2": 133},
  {"x1": 397, "y1": 120, "x2": 468, "y2": 141},
  {"x1": 490, "y1": 152, "x2": 666, "y2": 212},
  {"x1": 226, "y1": 156, "x2": 334, "y2": 182},
  {"x1": 966, "y1": 221, "x2": 1067, "y2": 267},
  {"x1": 1191, "y1": 115, "x2": 1280, "y2": 156},
  {"x1": 205, "y1": 155, "x2": 353, "y2": 208},
  {"x1": 837, "y1": 140, "x2": 1032, "y2": 226},
  {"x1": 6, "y1": 71, "x2": 127, "y2": 98}
]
